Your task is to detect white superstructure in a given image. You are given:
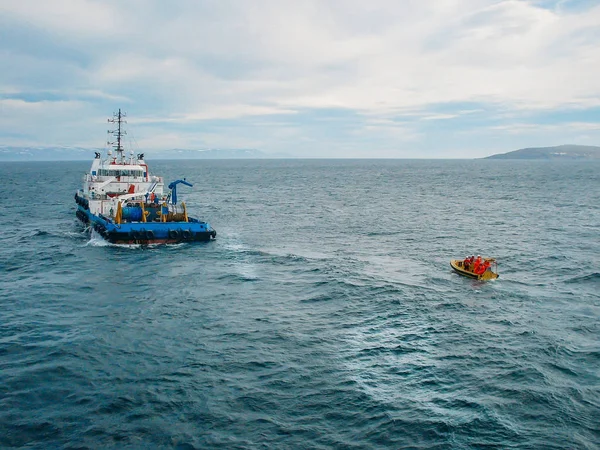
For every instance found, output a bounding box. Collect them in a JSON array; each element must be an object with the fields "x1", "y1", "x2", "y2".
[{"x1": 77, "y1": 109, "x2": 164, "y2": 218}]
